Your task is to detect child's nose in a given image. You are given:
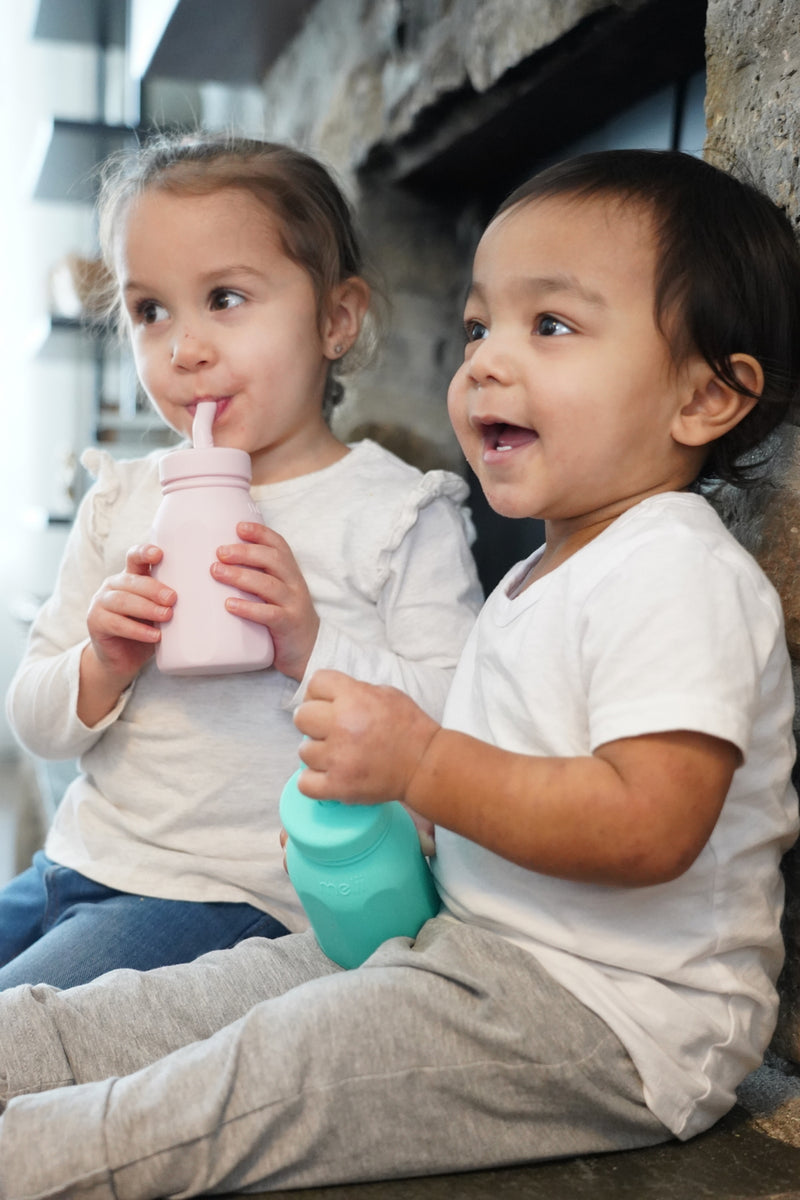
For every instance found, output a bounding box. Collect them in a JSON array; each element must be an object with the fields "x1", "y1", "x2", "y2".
[
  {"x1": 171, "y1": 326, "x2": 216, "y2": 370},
  {"x1": 468, "y1": 336, "x2": 514, "y2": 388}
]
